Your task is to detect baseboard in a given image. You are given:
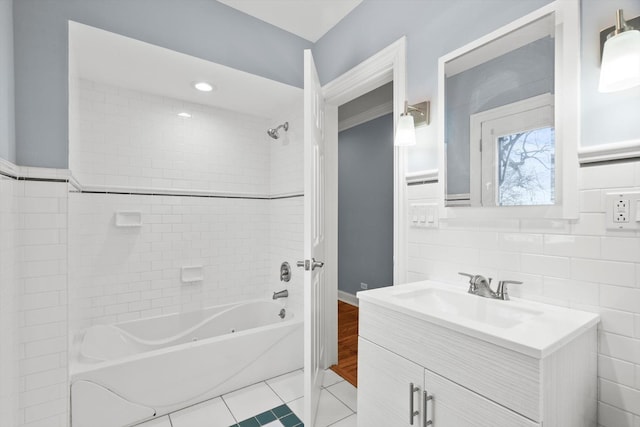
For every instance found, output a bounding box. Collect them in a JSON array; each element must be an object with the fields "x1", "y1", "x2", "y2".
[{"x1": 337, "y1": 290, "x2": 358, "y2": 307}]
